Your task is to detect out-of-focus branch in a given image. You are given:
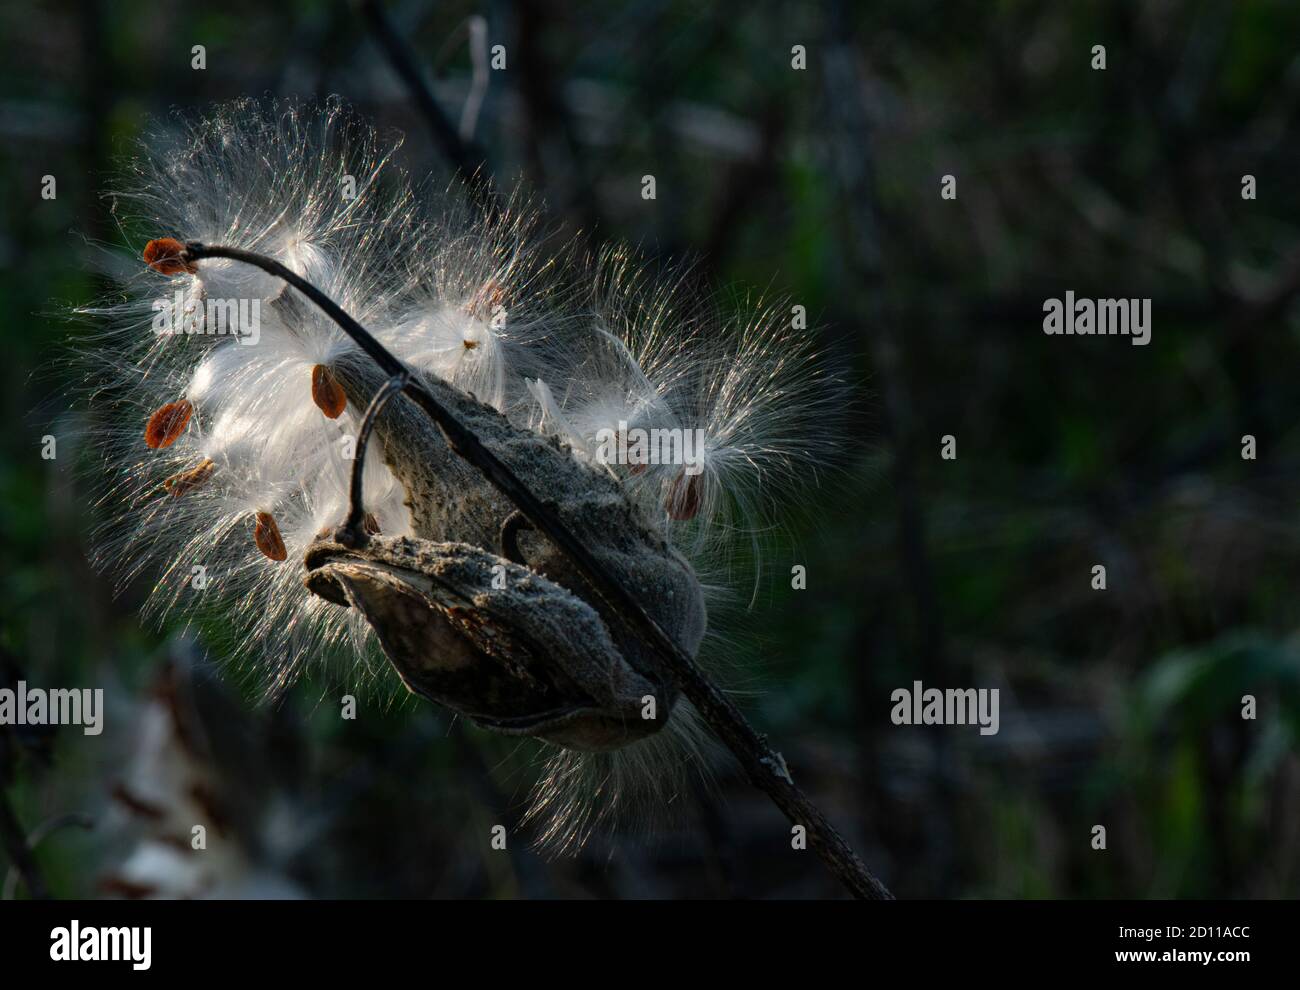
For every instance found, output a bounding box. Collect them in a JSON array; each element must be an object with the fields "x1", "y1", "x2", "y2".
[
  {"x1": 0, "y1": 795, "x2": 47, "y2": 900},
  {"x1": 2, "y1": 813, "x2": 93, "y2": 900},
  {"x1": 820, "y1": 0, "x2": 956, "y2": 895},
  {"x1": 513, "y1": 0, "x2": 608, "y2": 243},
  {"x1": 458, "y1": 16, "x2": 489, "y2": 143},
  {"x1": 701, "y1": 97, "x2": 786, "y2": 272},
  {"x1": 356, "y1": 0, "x2": 494, "y2": 197},
  {"x1": 820, "y1": 11, "x2": 952, "y2": 705},
  {"x1": 0, "y1": 650, "x2": 52, "y2": 900}
]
